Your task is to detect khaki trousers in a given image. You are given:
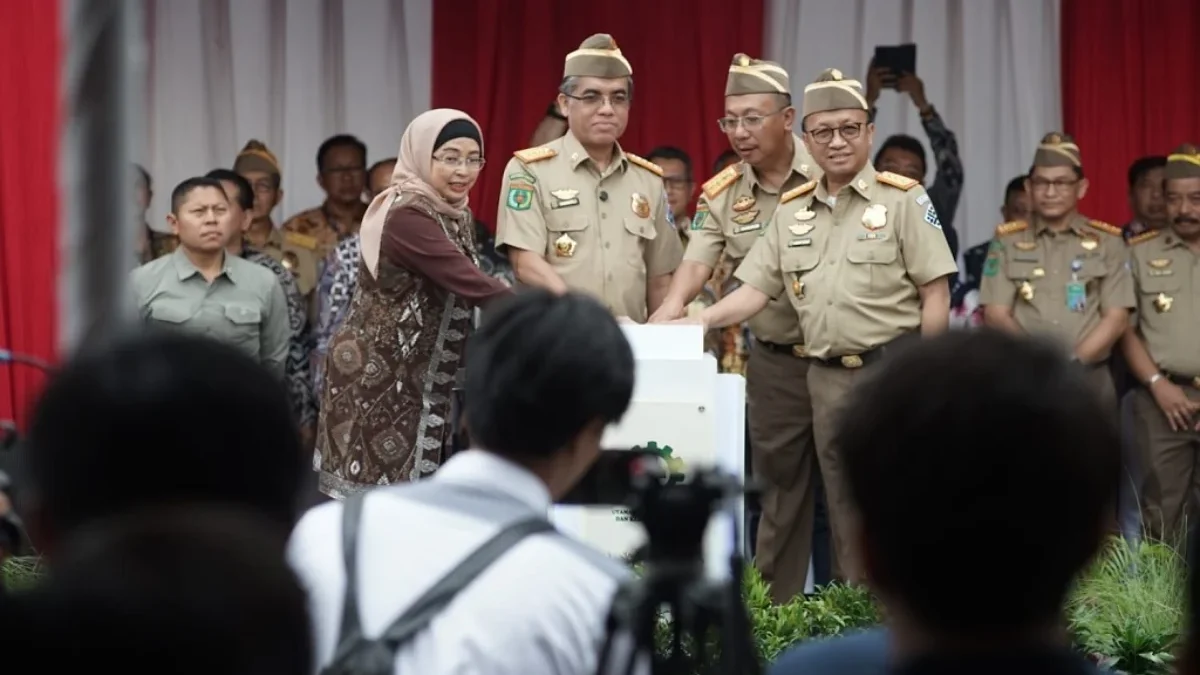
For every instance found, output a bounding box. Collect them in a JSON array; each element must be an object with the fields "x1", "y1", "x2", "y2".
[
  {"x1": 1134, "y1": 384, "x2": 1200, "y2": 543},
  {"x1": 746, "y1": 345, "x2": 816, "y2": 603}
]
